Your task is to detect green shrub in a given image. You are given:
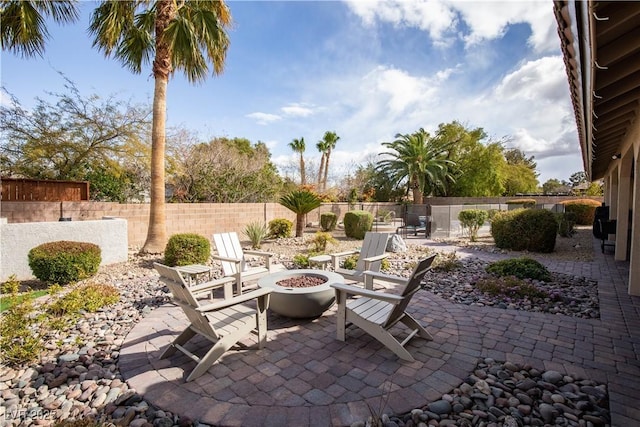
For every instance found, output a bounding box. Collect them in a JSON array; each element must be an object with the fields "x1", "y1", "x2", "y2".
[
  {"x1": 486, "y1": 209, "x2": 500, "y2": 222},
  {"x1": 293, "y1": 253, "x2": 310, "y2": 268},
  {"x1": 320, "y1": 212, "x2": 338, "y2": 231},
  {"x1": 458, "y1": 209, "x2": 489, "y2": 242},
  {"x1": 0, "y1": 283, "x2": 43, "y2": 365},
  {"x1": 491, "y1": 209, "x2": 557, "y2": 253},
  {"x1": 268, "y1": 218, "x2": 293, "y2": 238},
  {"x1": 164, "y1": 233, "x2": 210, "y2": 267},
  {"x1": 342, "y1": 254, "x2": 358, "y2": 270},
  {"x1": 476, "y1": 276, "x2": 549, "y2": 300},
  {"x1": 560, "y1": 199, "x2": 602, "y2": 225},
  {"x1": 308, "y1": 231, "x2": 336, "y2": 252},
  {"x1": 486, "y1": 257, "x2": 551, "y2": 282},
  {"x1": 343, "y1": 210, "x2": 373, "y2": 239},
  {"x1": 506, "y1": 198, "x2": 536, "y2": 208},
  {"x1": 28, "y1": 241, "x2": 101, "y2": 285},
  {"x1": 432, "y1": 251, "x2": 462, "y2": 272},
  {"x1": 47, "y1": 283, "x2": 119, "y2": 318},
  {"x1": 556, "y1": 212, "x2": 576, "y2": 237},
  {"x1": 244, "y1": 222, "x2": 269, "y2": 249}
]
